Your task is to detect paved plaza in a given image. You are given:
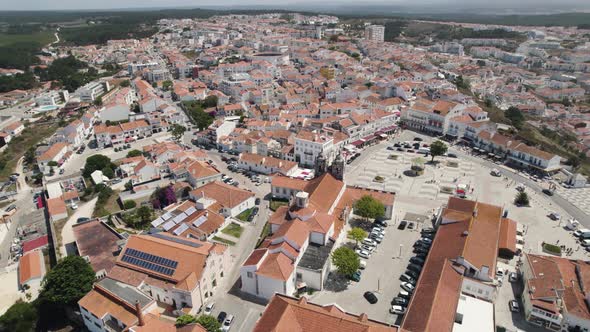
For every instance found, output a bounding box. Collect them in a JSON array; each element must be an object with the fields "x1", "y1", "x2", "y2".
[{"x1": 555, "y1": 186, "x2": 590, "y2": 216}]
